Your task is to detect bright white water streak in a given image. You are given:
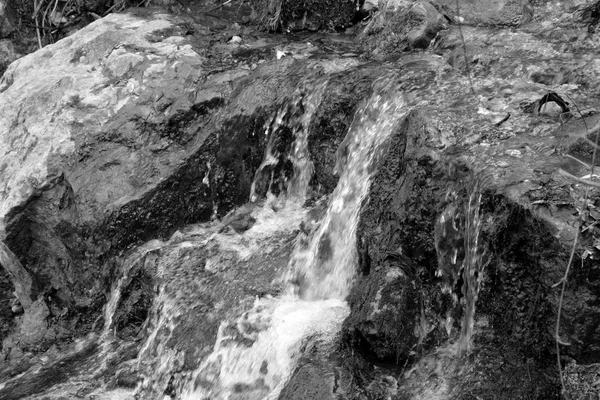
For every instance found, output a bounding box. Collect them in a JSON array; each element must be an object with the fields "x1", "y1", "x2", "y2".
[
  {"x1": 285, "y1": 84, "x2": 407, "y2": 301},
  {"x1": 250, "y1": 79, "x2": 328, "y2": 202},
  {"x1": 181, "y1": 79, "x2": 407, "y2": 400},
  {"x1": 100, "y1": 239, "x2": 164, "y2": 344}
]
